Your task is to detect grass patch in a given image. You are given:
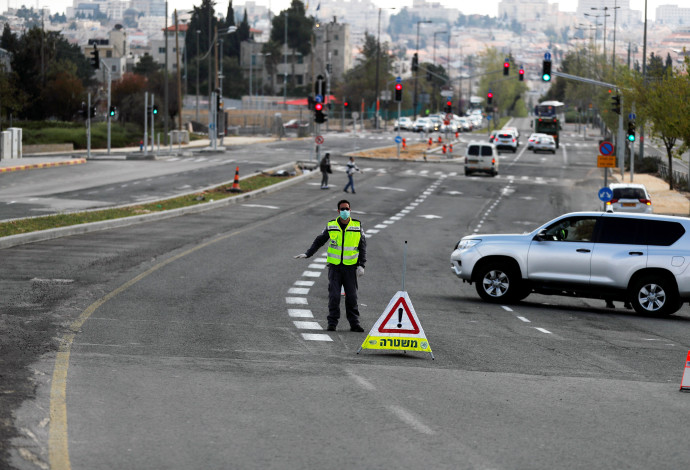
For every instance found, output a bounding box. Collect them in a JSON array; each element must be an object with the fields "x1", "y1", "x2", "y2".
[{"x1": 0, "y1": 172, "x2": 294, "y2": 238}]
